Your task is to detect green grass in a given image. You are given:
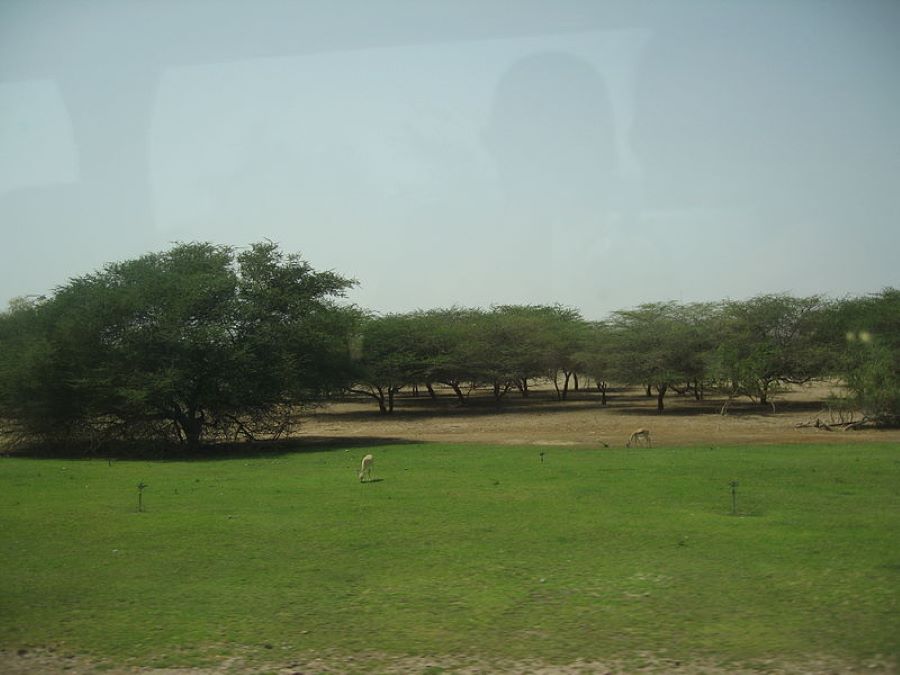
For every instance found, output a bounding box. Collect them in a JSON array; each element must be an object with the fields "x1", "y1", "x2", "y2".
[{"x1": 1, "y1": 443, "x2": 898, "y2": 670}]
